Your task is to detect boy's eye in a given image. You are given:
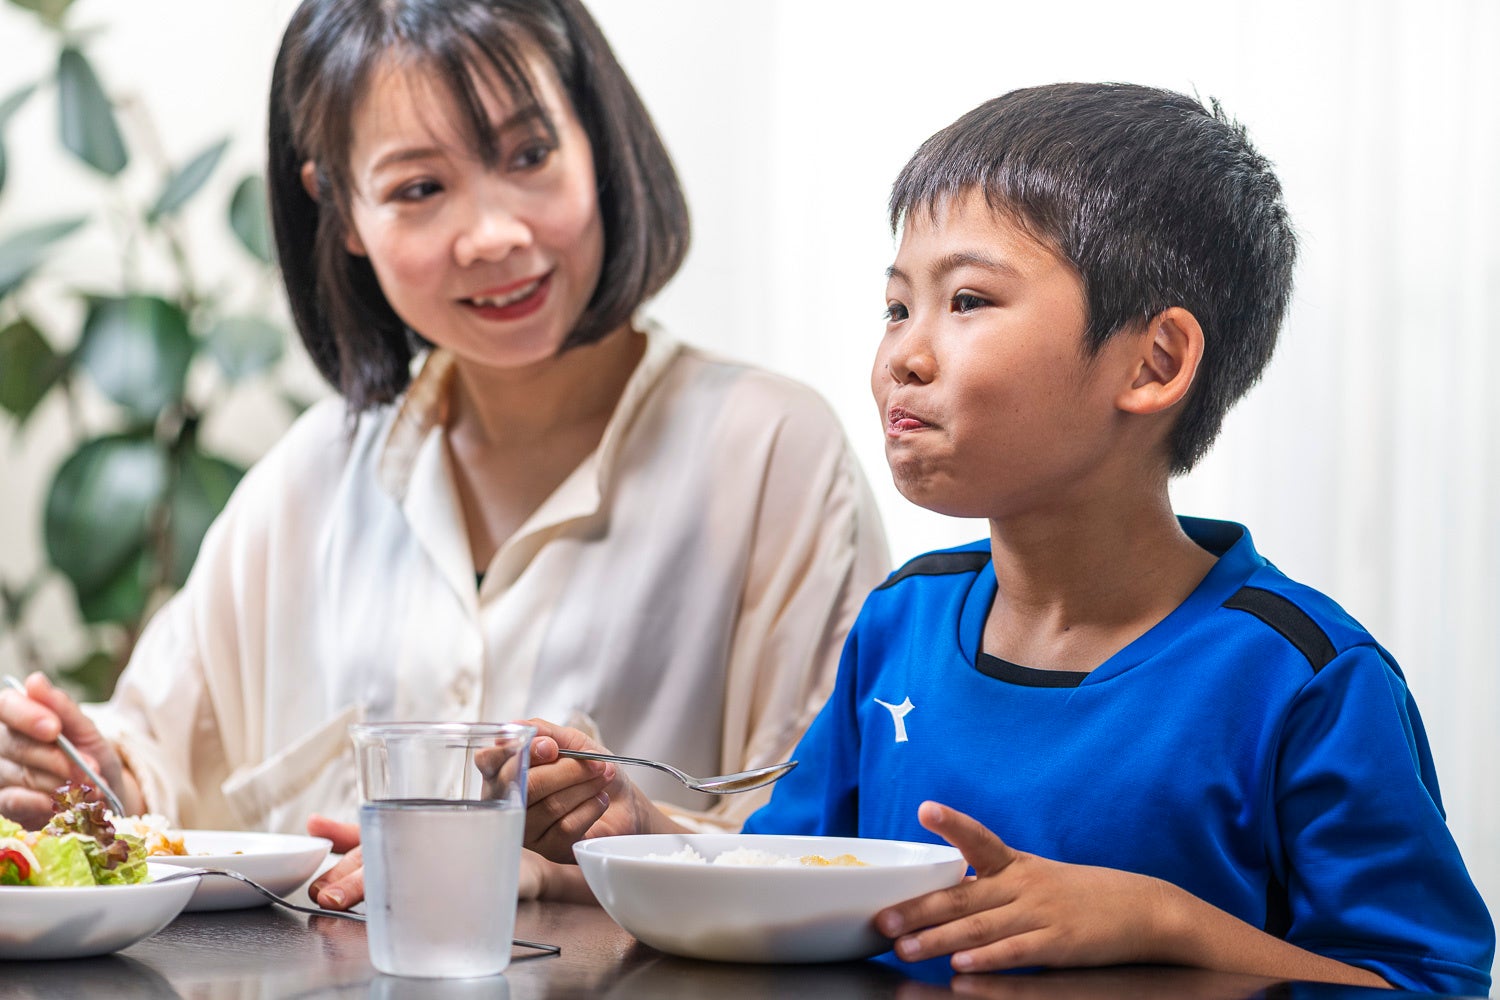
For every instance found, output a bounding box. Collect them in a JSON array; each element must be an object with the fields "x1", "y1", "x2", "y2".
[
  {"x1": 951, "y1": 292, "x2": 988, "y2": 314},
  {"x1": 884, "y1": 301, "x2": 909, "y2": 323}
]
